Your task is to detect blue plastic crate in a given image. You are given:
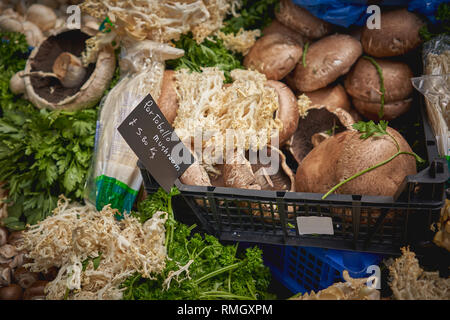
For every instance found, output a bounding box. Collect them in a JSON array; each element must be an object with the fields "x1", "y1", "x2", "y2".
[{"x1": 256, "y1": 244, "x2": 383, "y2": 295}]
